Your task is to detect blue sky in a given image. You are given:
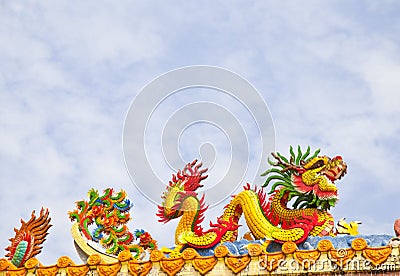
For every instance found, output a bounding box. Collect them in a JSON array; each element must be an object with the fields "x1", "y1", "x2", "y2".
[{"x1": 1, "y1": 1, "x2": 400, "y2": 264}]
